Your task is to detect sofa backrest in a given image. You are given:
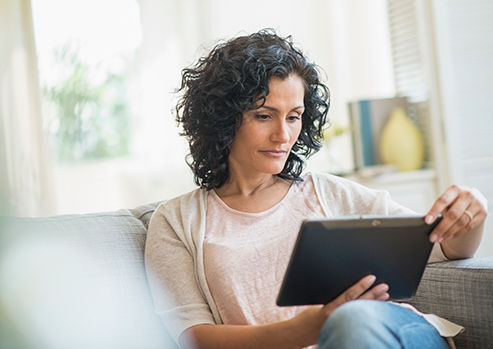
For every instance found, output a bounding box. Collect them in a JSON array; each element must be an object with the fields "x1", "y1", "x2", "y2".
[
  {"x1": 0, "y1": 206, "x2": 176, "y2": 349},
  {"x1": 129, "y1": 201, "x2": 163, "y2": 229}
]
